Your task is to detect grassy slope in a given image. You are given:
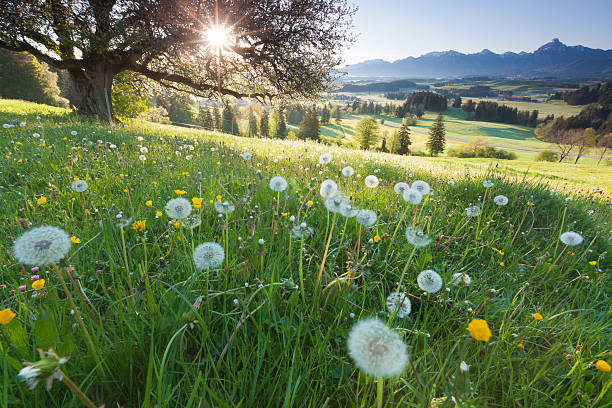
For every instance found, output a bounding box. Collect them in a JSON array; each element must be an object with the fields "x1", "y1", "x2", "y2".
[{"x1": 0, "y1": 99, "x2": 611, "y2": 407}]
